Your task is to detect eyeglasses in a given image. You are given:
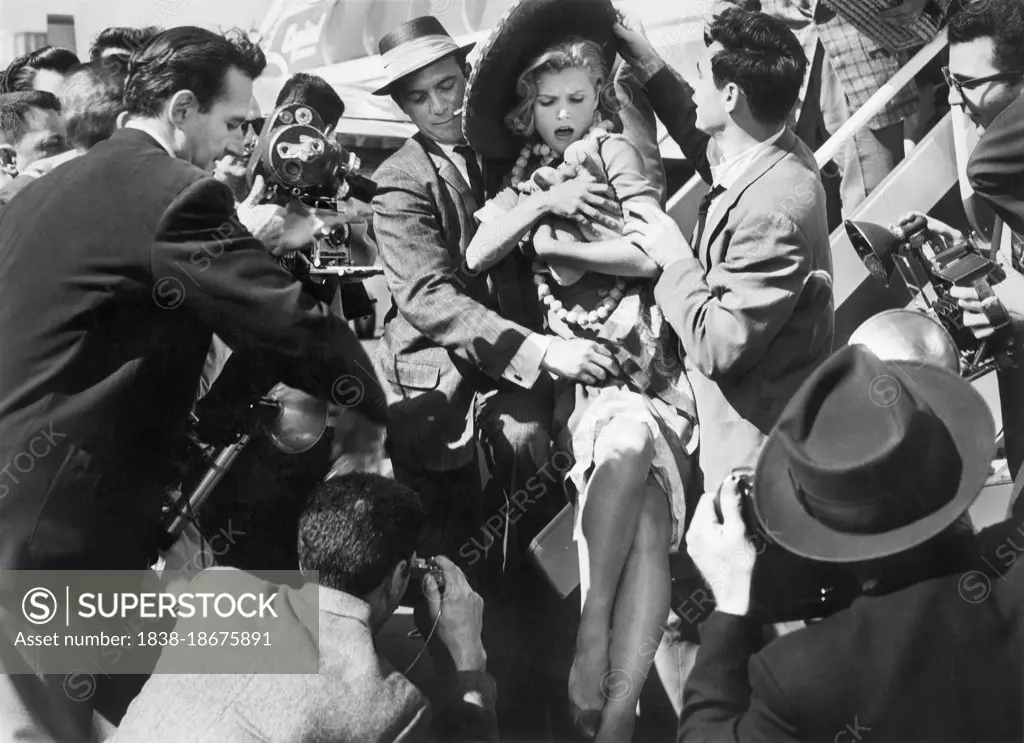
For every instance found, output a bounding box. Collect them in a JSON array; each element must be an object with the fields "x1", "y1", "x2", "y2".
[
  {"x1": 243, "y1": 117, "x2": 265, "y2": 137},
  {"x1": 942, "y1": 66, "x2": 1024, "y2": 97}
]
